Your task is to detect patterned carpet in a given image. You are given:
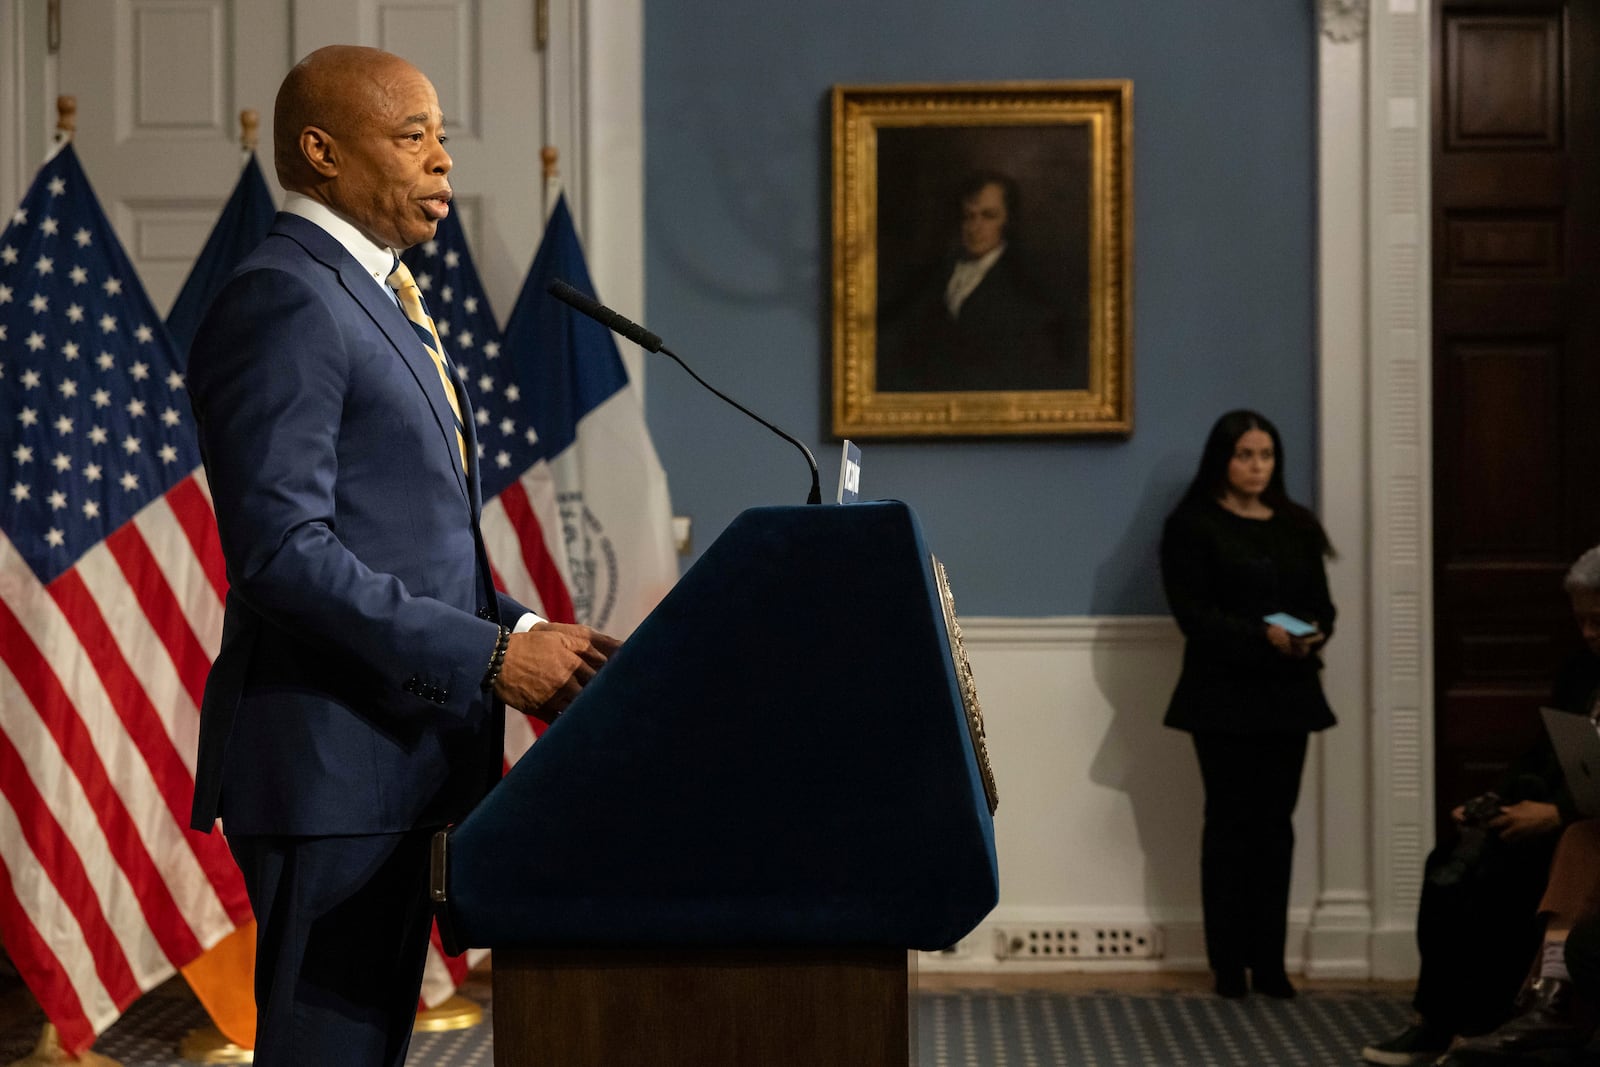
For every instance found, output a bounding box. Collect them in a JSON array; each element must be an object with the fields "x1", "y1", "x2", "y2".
[
  {"x1": 0, "y1": 981, "x2": 1419, "y2": 1066},
  {"x1": 920, "y1": 989, "x2": 1412, "y2": 1067}
]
